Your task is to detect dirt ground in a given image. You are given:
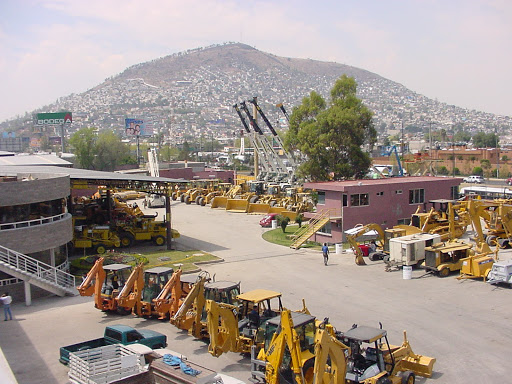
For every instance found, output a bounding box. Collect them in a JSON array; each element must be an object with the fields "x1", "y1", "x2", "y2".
[{"x1": 0, "y1": 200, "x2": 511, "y2": 383}]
